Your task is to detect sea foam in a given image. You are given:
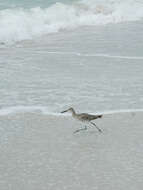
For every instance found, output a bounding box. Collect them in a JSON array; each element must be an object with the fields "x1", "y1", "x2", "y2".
[
  {"x1": 0, "y1": 105, "x2": 143, "y2": 117},
  {"x1": 0, "y1": 0, "x2": 143, "y2": 44}
]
